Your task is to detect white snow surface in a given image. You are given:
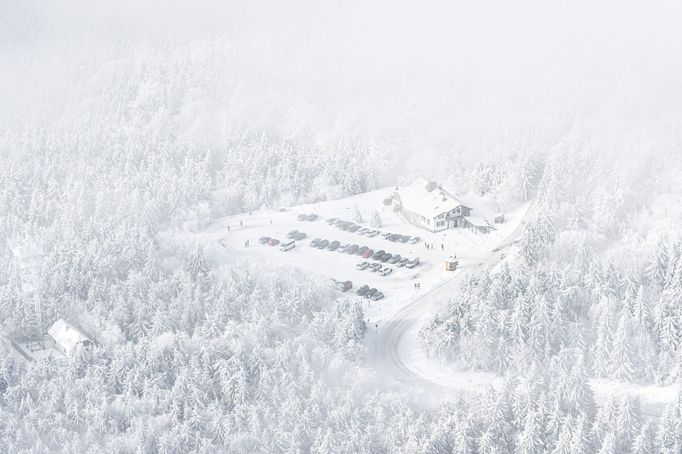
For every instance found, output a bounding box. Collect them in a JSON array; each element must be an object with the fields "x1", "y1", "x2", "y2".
[{"x1": 177, "y1": 186, "x2": 679, "y2": 418}]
